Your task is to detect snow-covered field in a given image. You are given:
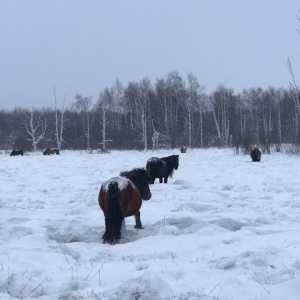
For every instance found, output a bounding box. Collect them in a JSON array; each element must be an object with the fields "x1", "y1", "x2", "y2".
[{"x1": 0, "y1": 148, "x2": 299, "y2": 300}]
